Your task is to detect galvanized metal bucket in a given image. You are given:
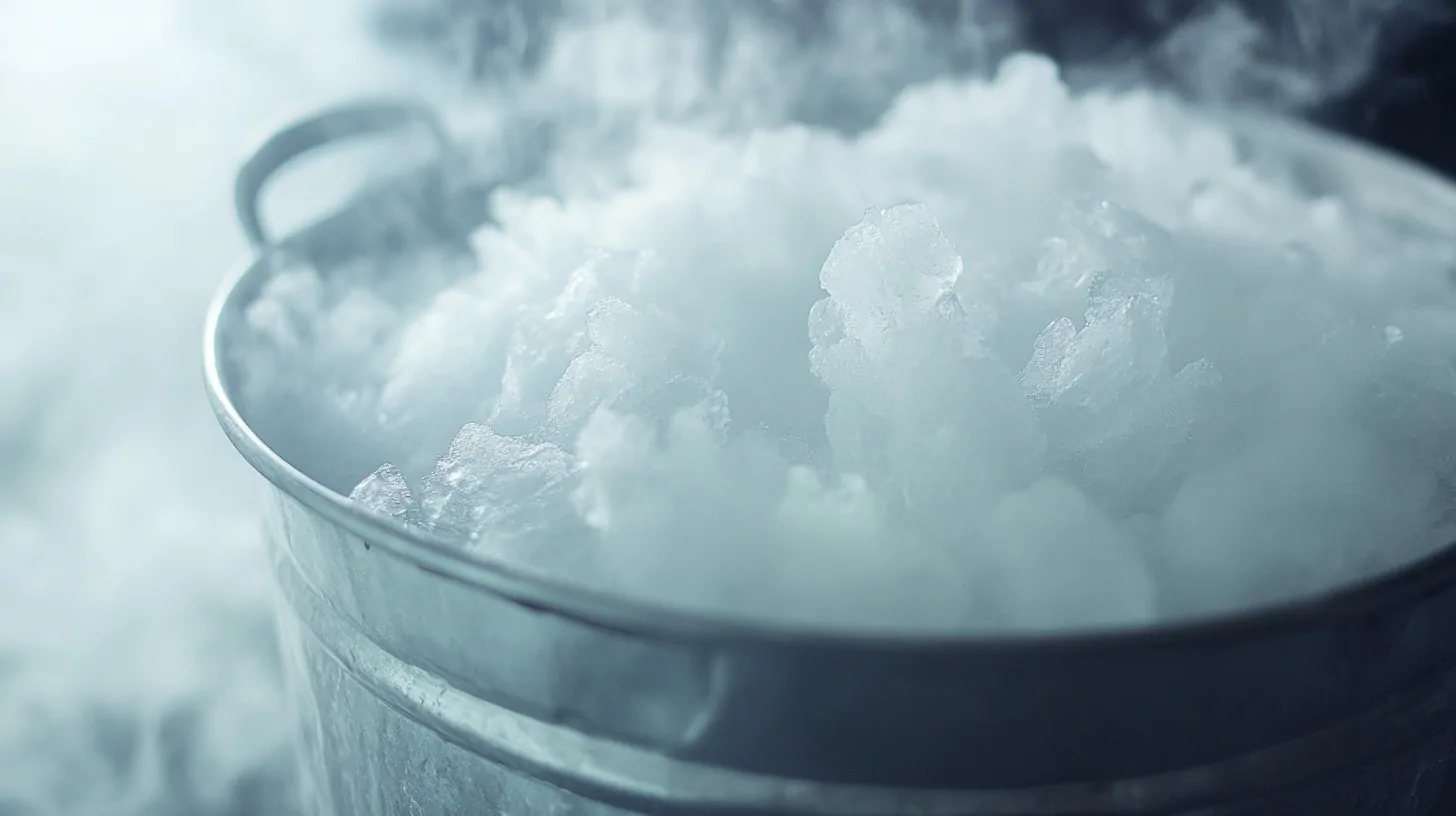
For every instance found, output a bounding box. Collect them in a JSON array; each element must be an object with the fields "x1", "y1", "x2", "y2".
[{"x1": 206, "y1": 99, "x2": 1456, "y2": 815}]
